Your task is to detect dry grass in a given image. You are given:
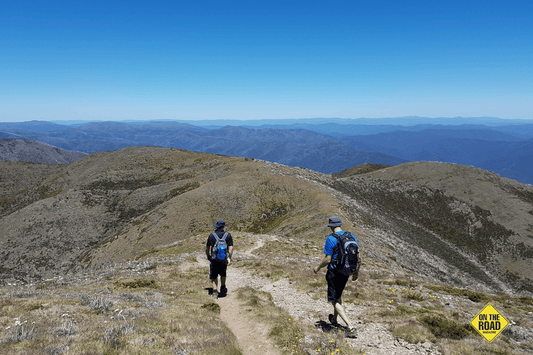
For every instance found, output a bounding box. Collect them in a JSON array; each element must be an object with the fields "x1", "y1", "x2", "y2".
[
  {"x1": 0, "y1": 263, "x2": 241, "y2": 355},
  {"x1": 1, "y1": 230, "x2": 532, "y2": 355}
]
